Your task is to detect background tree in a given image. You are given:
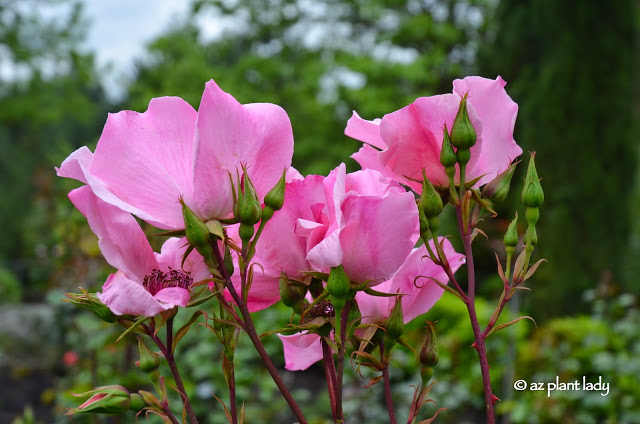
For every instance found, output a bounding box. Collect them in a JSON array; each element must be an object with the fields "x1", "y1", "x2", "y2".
[
  {"x1": 477, "y1": 0, "x2": 639, "y2": 316},
  {"x1": 0, "y1": 0, "x2": 109, "y2": 299}
]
